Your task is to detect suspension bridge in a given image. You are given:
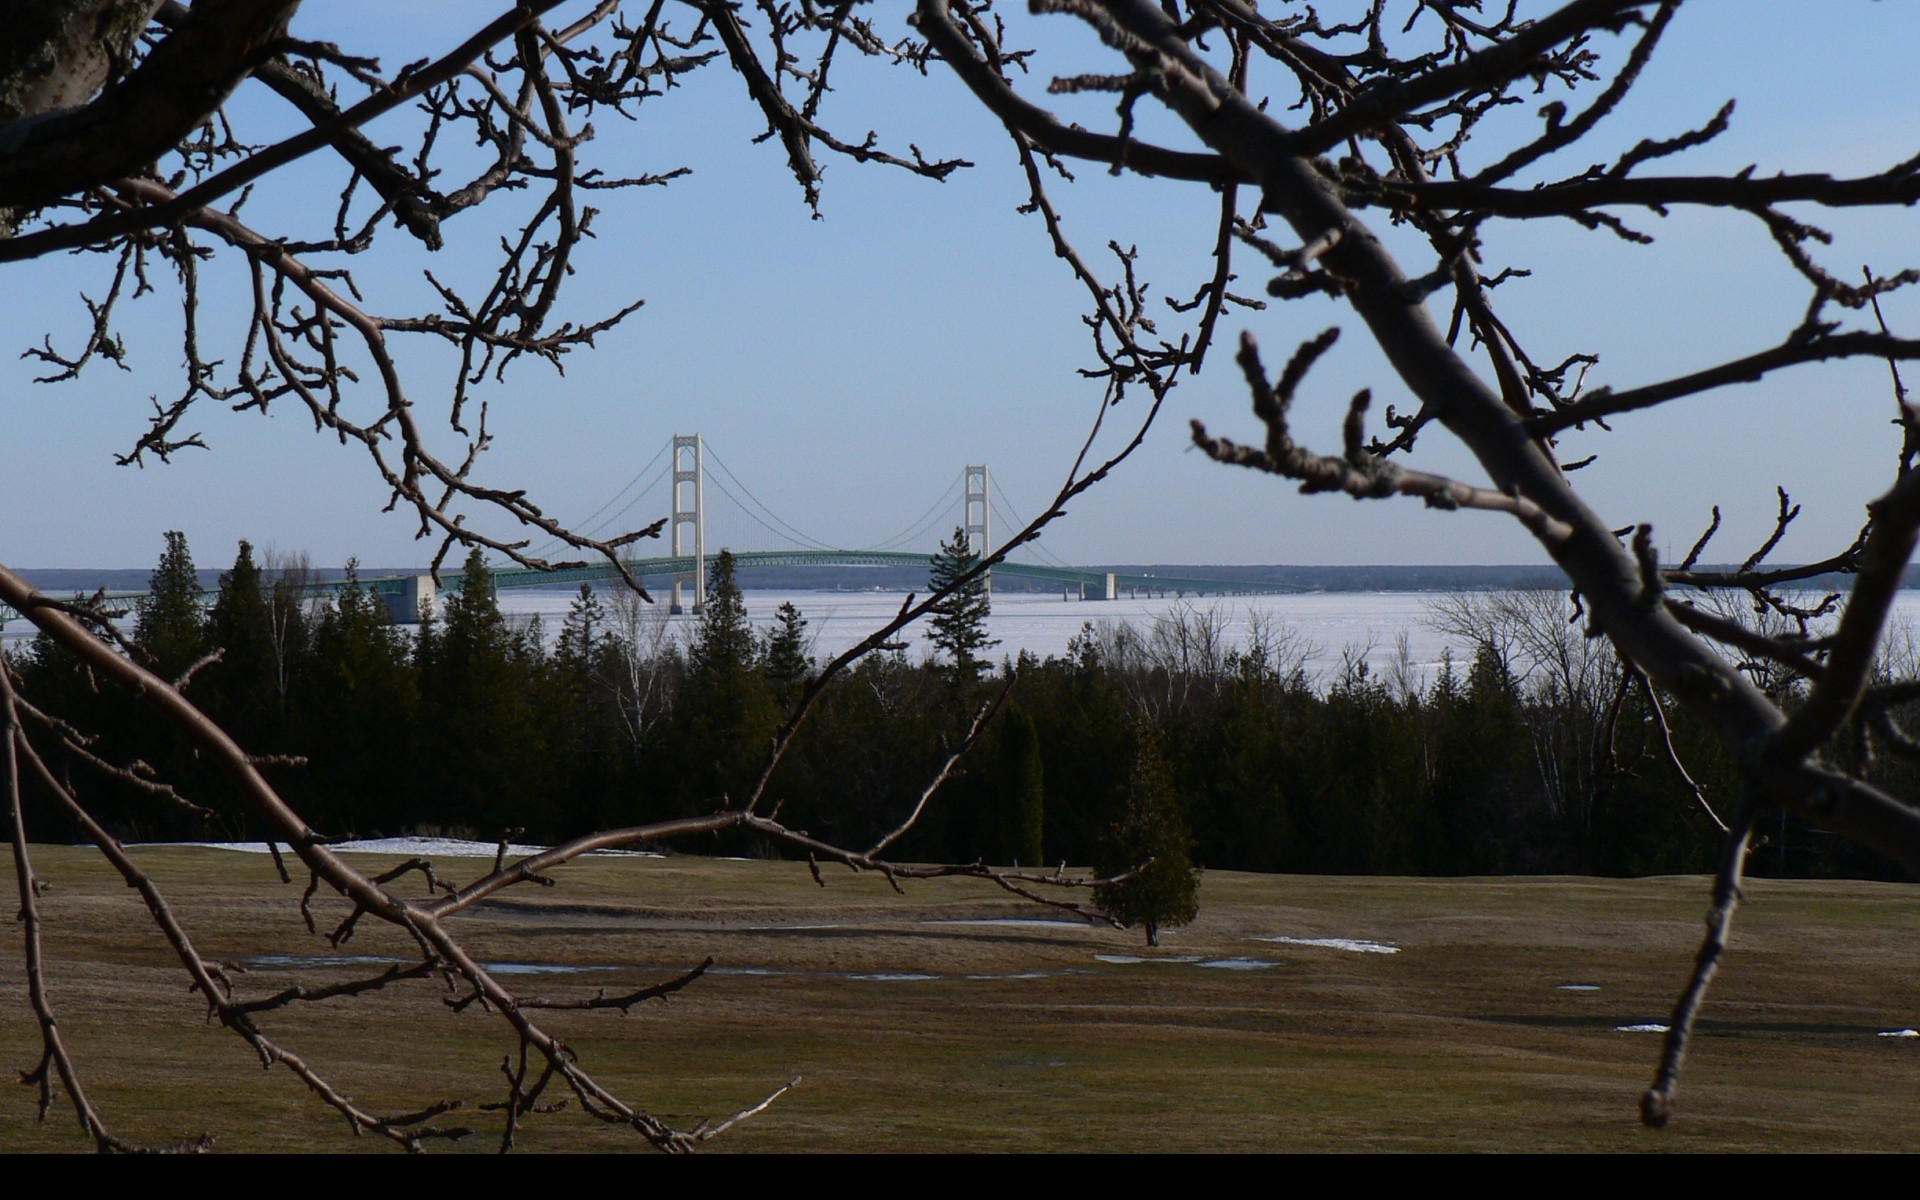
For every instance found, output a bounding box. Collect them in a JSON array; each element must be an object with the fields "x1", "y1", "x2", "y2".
[{"x1": 4, "y1": 434, "x2": 1301, "y2": 626}]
